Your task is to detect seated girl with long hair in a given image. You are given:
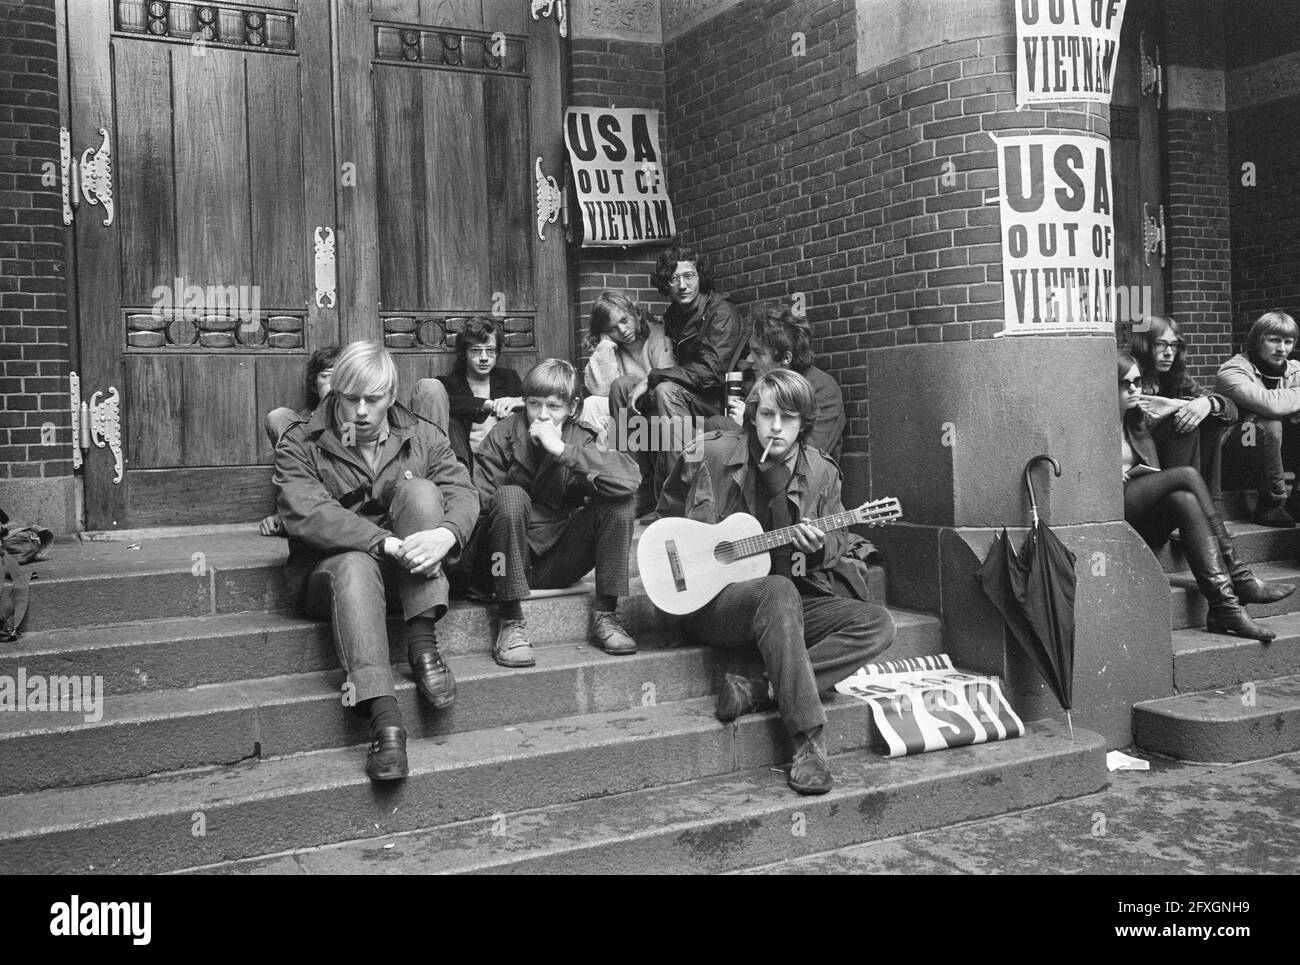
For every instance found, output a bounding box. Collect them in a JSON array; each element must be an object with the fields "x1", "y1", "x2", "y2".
[
  {"x1": 1129, "y1": 315, "x2": 1237, "y2": 506},
  {"x1": 1119, "y1": 351, "x2": 1292, "y2": 642}
]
